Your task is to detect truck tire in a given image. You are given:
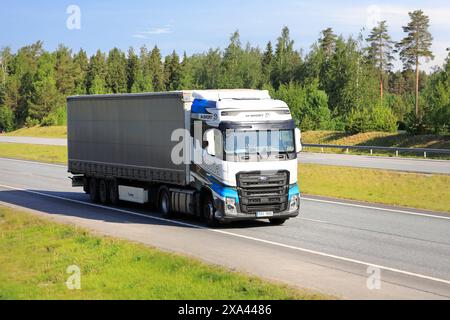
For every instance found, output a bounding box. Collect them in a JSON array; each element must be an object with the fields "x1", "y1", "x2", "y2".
[
  {"x1": 109, "y1": 181, "x2": 119, "y2": 206},
  {"x1": 269, "y1": 218, "x2": 287, "y2": 226},
  {"x1": 158, "y1": 187, "x2": 173, "y2": 219},
  {"x1": 89, "y1": 178, "x2": 99, "y2": 203},
  {"x1": 98, "y1": 179, "x2": 109, "y2": 204},
  {"x1": 203, "y1": 195, "x2": 218, "y2": 228}
]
